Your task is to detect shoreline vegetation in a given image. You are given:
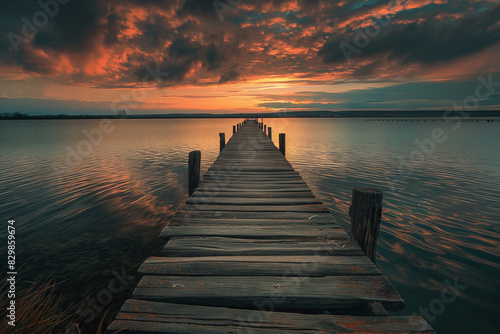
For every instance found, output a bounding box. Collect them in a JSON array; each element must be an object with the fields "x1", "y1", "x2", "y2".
[
  {"x1": 0, "y1": 278, "x2": 116, "y2": 334},
  {"x1": 1, "y1": 110, "x2": 499, "y2": 120}
]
